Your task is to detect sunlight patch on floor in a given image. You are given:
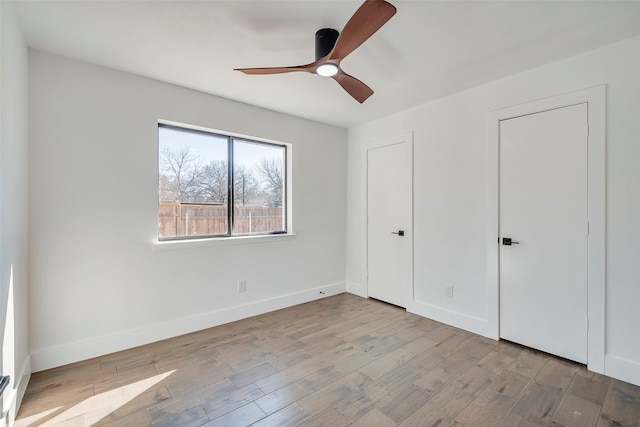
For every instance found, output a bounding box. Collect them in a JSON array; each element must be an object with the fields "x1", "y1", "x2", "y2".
[
  {"x1": 15, "y1": 370, "x2": 175, "y2": 426},
  {"x1": 13, "y1": 406, "x2": 62, "y2": 426}
]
